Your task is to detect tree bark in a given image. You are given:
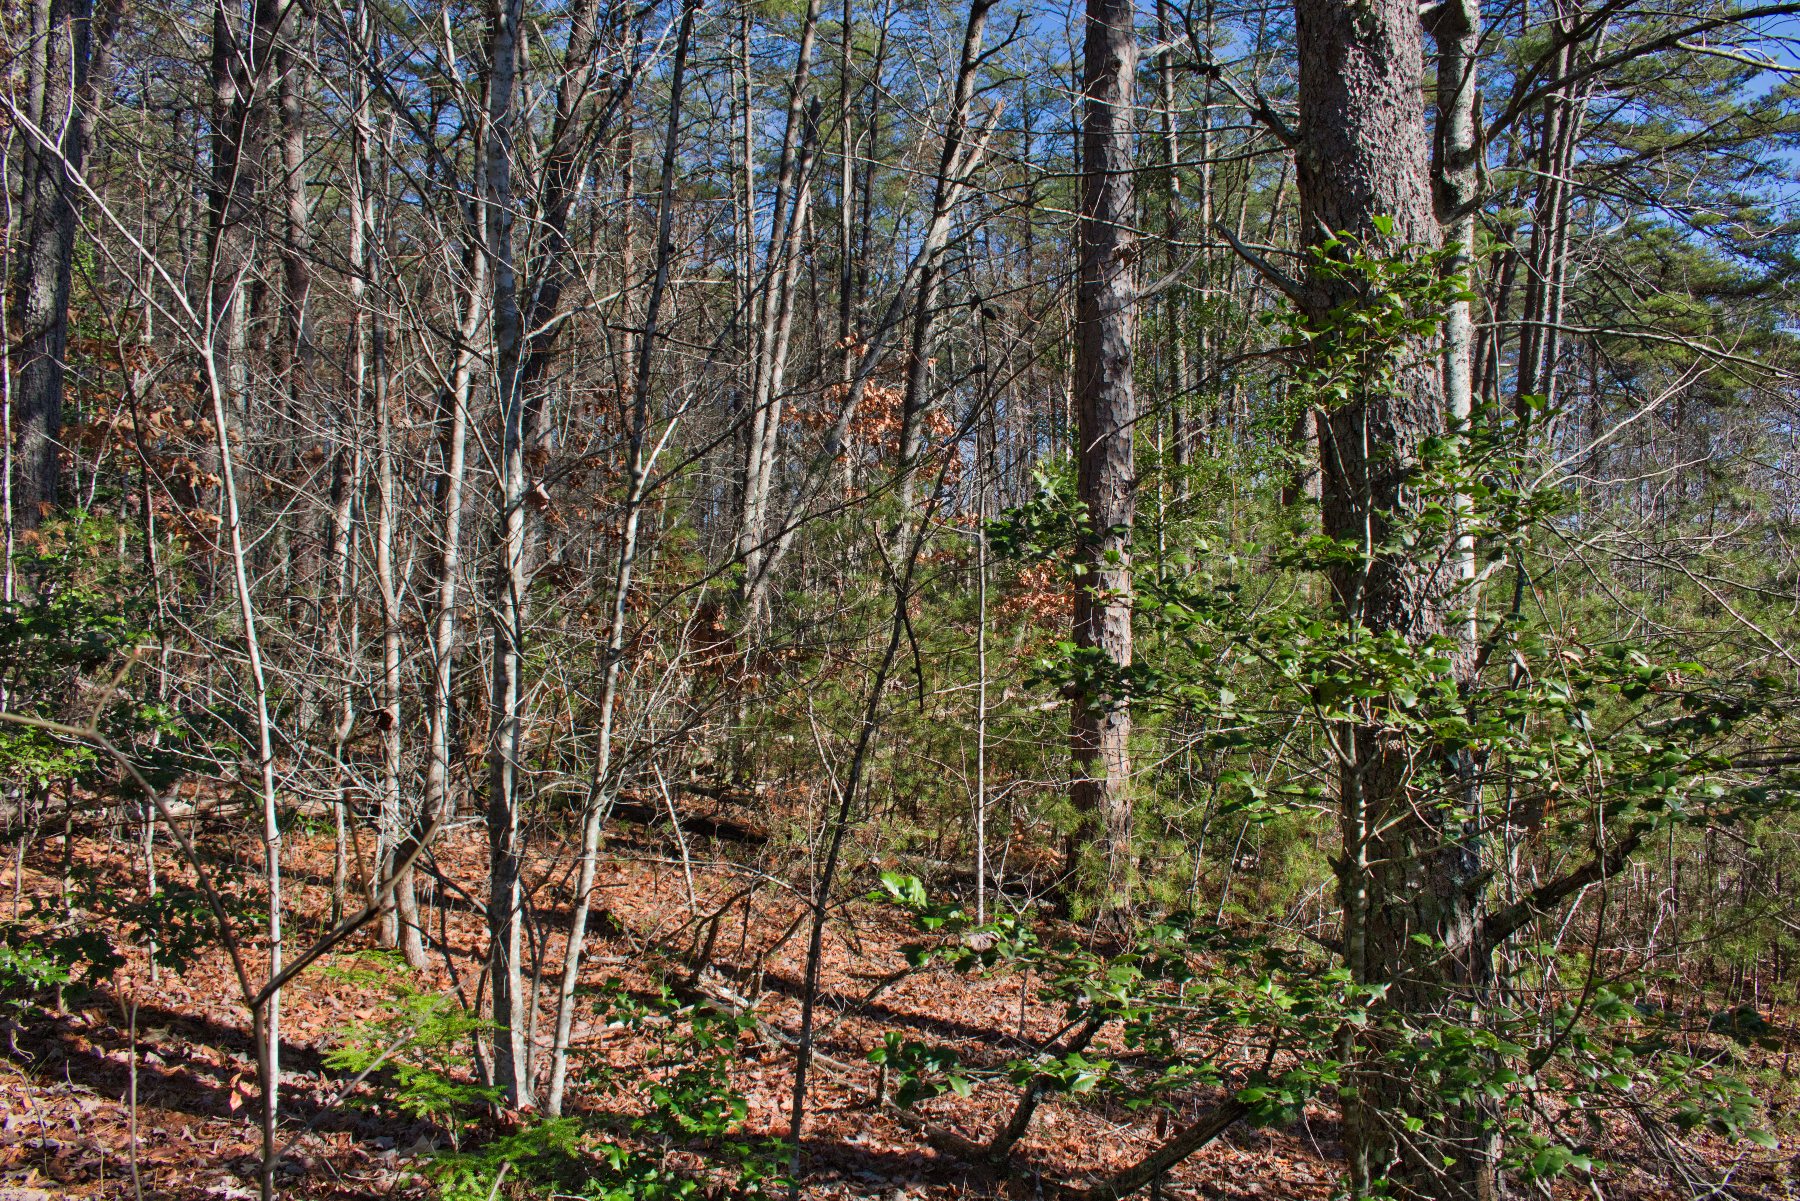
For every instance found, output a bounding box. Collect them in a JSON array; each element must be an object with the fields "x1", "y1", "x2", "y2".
[
  {"x1": 10, "y1": 0, "x2": 104, "y2": 528},
  {"x1": 274, "y1": 1, "x2": 313, "y2": 393},
  {"x1": 483, "y1": 0, "x2": 531, "y2": 1109},
  {"x1": 1069, "y1": 0, "x2": 1137, "y2": 909},
  {"x1": 1431, "y1": 0, "x2": 1481, "y2": 645},
  {"x1": 1155, "y1": 0, "x2": 1191, "y2": 482},
  {"x1": 207, "y1": 0, "x2": 281, "y2": 446},
  {"x1": 1292, "y1": 0, "x2": 1491, "y2": 1195},
  {"x1": 203, "y1": 273, "x2": 285, "y2": 1201},
  {"x1": 836, "y1": 0, "x2": 857, "y2": 385}
]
